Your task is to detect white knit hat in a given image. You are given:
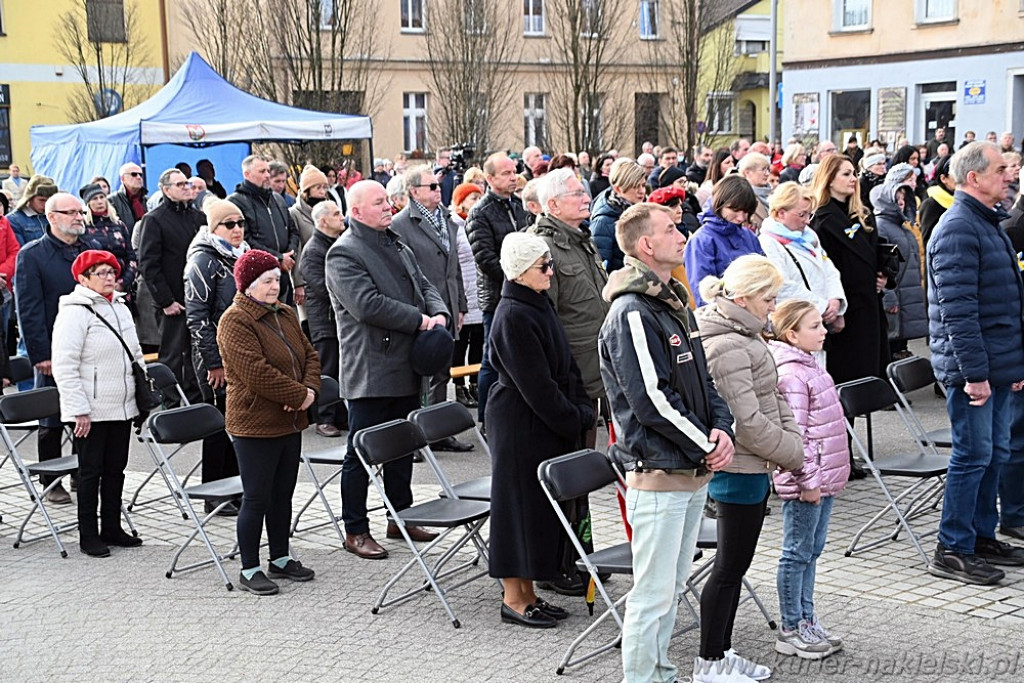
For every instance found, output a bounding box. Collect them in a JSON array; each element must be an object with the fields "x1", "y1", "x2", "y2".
[{"x1": 500, "y1": 232, "x2": 550, "y2": 280}]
